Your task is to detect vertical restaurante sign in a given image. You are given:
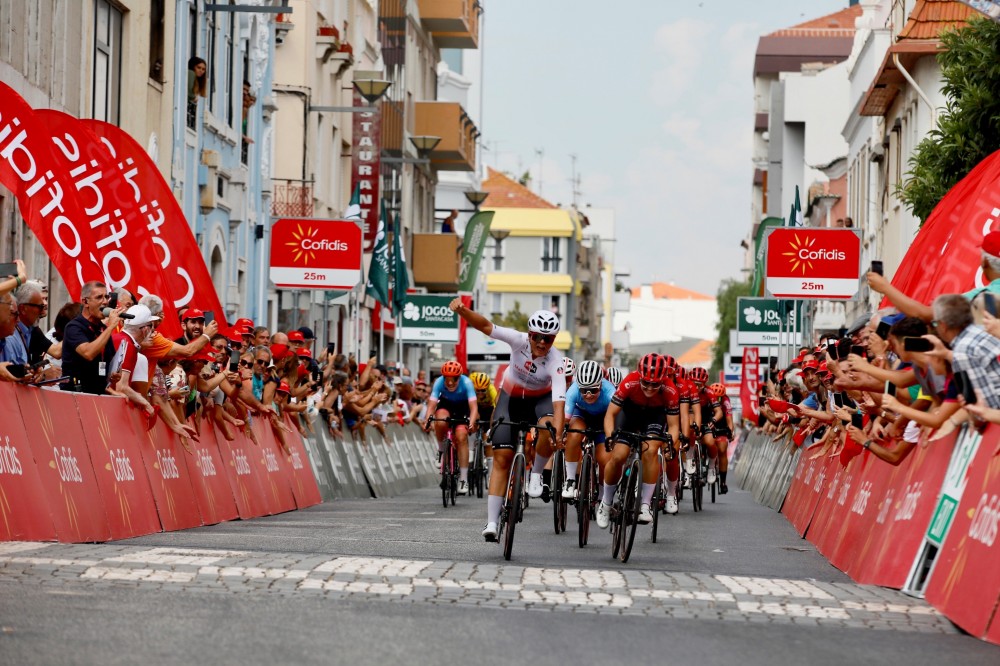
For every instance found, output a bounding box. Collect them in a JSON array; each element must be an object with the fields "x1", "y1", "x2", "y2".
[{"x1": 350, "y1": 90, "x2": 381, "y2": 252}]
